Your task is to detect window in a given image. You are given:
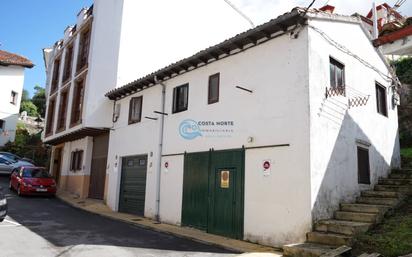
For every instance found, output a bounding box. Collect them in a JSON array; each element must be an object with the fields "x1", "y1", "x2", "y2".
[
  {"x1": 129, "y1": 96, "x2": 143, "y2": 124},
  {"x1": 376, "y1": 83, "x2": 387, "y2": 117},
  {"x1": 330, "y1": 57, "x2": 345, "y2": 88},
  {"x1": 70, "y1": 150, "x2": 83, "y2": 171},
  {"x1": 77, "y1": 27, "x2": 91, "y2": 72},
  {"x1": 0, "y1": 120, "x2": 4, "y2": 131},
  {"x1": 357, "y1": 146, "x2": 370, "y2": 184},
  {"x1": 70, "y1": 78, "x2": 85, "y2": 126},
  {"x1": 45, "y1": 98, "x2": 56, "y2": 135},
  {"x1": 10, "y1": 91, "x2": 18, "y2": 105},
  {"x1": 172, "y1": 84, "x2": 189, "y2": 113},
  {"x1": 62, "y1": 45, "x2": 74, "y2": 83},
  {"x1": 50, "y1": 58, "x2": 61, "y2": 94},
  {"x1": 56, "y1": 90, "x2": 69, "y2": 131},
  {"x1": 208, "y1": 73, "x2": 220, "y2": 104}
]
